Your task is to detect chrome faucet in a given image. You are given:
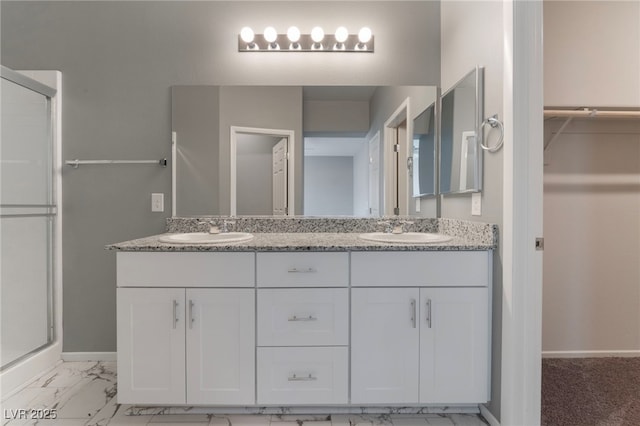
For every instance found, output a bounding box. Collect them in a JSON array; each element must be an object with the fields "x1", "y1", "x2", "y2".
[{"x1": 378, "y1": 220, "x2": 414, "y2": 234}]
